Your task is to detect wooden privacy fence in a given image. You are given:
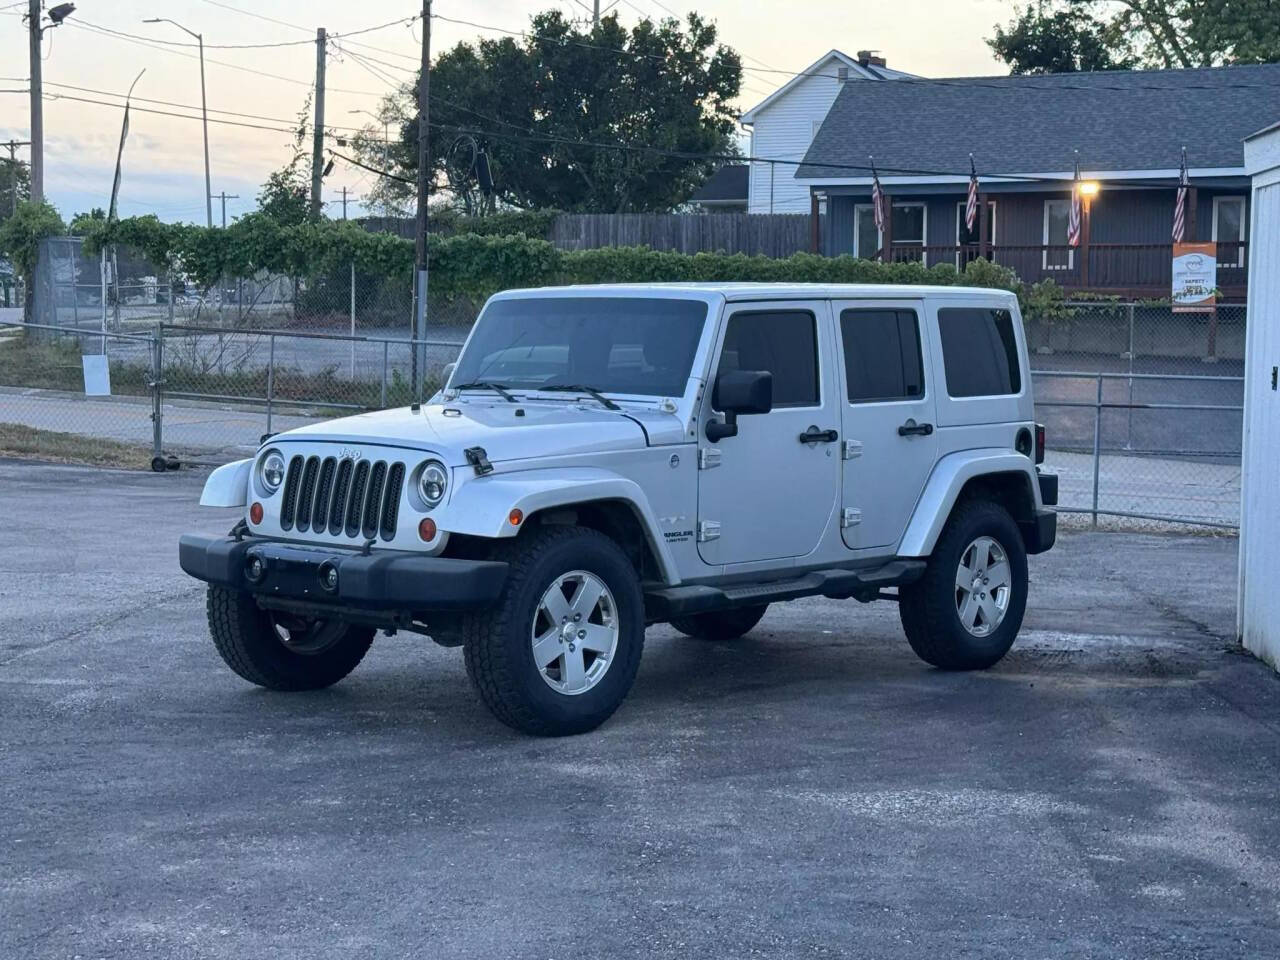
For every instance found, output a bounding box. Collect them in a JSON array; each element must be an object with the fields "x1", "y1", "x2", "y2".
[{"x1": 550, "y1": 213, "x2": 826, "y2": 257}]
